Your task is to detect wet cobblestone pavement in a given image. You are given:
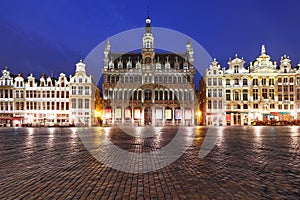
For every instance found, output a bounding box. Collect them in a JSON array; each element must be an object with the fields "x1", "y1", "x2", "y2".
[{"x1": 0, "y1": 126, "x2": 300, "y2": 199}]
